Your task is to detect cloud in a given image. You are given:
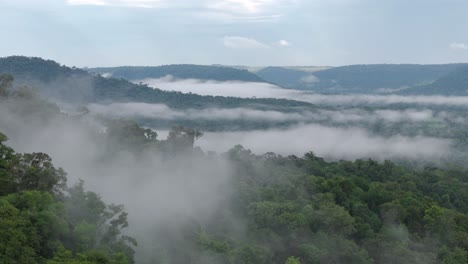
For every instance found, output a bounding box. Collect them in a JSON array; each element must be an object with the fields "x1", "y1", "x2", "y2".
[
  {"x1": 209, "y1": 0, "x2": 270, "y2": 14},
  {"x1": 275, "y1": 39, "x2": 292, "y2": 47},
  {"x1": 67, "y1": 0, "x2": 164, "y2": 8},
  {"x1": 66, "y1": 0, "x2": 295, "y2": 13},
  {"x1": 223, "y1": 36, "x2": 270, "y2": 49},
  {"x1": 208, "y1": 0, "x2": 286, "y2": 14},
  {"x1": 449, "y1": 42, "x2": 468, "y2": 50}
]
